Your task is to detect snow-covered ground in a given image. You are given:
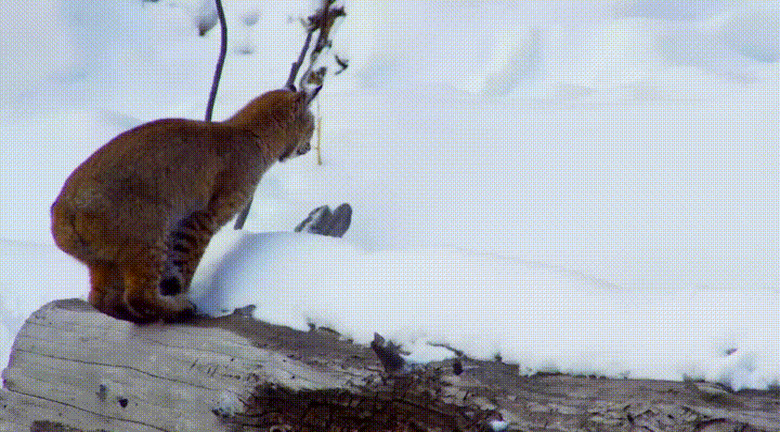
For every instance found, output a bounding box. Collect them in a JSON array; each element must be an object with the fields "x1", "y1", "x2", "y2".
[{"x1": 1, "y1": 1, "x2": 777, "y2": 390}]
